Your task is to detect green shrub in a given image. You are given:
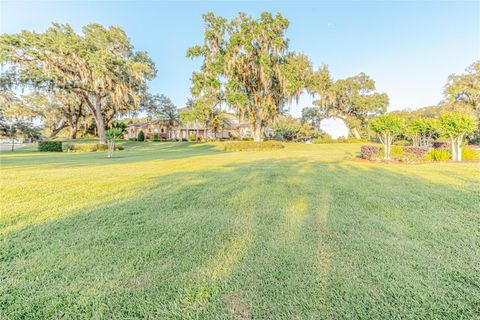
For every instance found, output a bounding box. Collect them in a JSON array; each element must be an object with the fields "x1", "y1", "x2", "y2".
[
  {"x1": 38, "y1": 141, "x2": 62, "y2": 152},
  {"x1": 137, "y1": 130, "x2": 145, "y2": 142},
  {"x1": 153, "y1": 133, "x2": 159, "y2": 142},
  {"x1": 241, "y1": 137, "x2": 253, "y2": 141},
  {"x1": 462, "y1": 147, "x2": 480, "y2": 160},
  {"x1": 336, "y1": 137, "x2": 369, "y2": 143},
  {"x1": 67, "y1": 143, "x2": 102, "y2": 152},
  {"x1": 391, "y1": 145, "x2": 404, "y2": 159},
  {"x1": 424, "y1": 149, "x2": 451, "y2": 161},
  {"x1": 224, "y1": 141, "x2": 284, "y2": 151},
  {"x1": 314, "y1": 137, "x2": 368, "y2": 144},
  {"x1": 189, "y1": 133, "x2": 196, "y2": 141},
  {"x1": 394, "y1": 140, "x2": 410, "y2": 146},
  {"x1": 67, "y1": 143, "x2": 124, "y2": 152},
  {"x1": 313, "y1": 137, "x2": 335, "y2": 144}
]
